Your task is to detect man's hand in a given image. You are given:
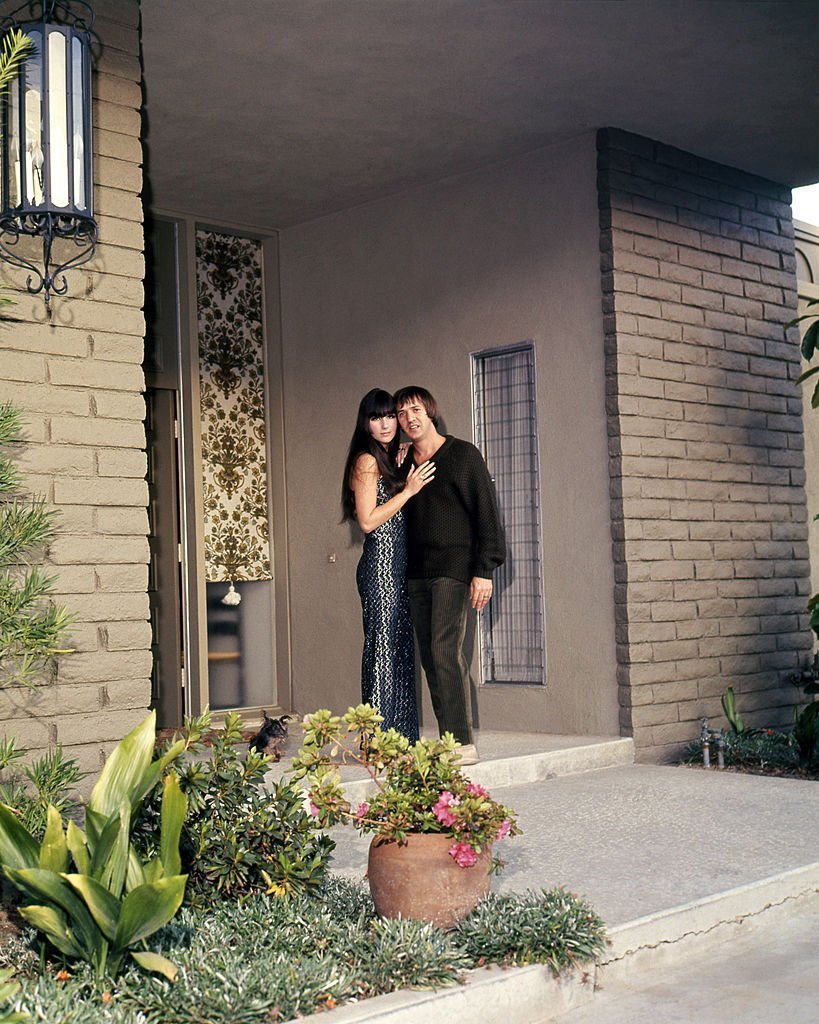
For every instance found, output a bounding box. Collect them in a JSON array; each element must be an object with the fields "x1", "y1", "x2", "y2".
[{"x1": 470, "y1": 576, "x2": 493, "y2": 611}]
